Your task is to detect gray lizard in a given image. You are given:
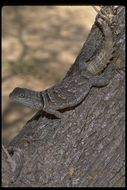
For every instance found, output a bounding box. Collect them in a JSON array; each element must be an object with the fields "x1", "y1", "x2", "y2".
[
  {"x1": 9, "y1": 10, "x2": 115, "y2": 119},
  {"x1": 9, "y1": 64, "x2": 114, "y2": 119}
]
